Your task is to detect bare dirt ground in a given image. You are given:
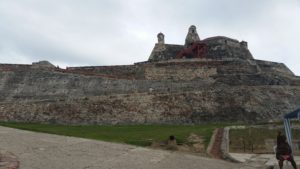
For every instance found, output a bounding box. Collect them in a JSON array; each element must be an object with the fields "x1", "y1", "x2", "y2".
[{"x1": 0, "y1": 126, "x2": 241, "y2": 169}]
